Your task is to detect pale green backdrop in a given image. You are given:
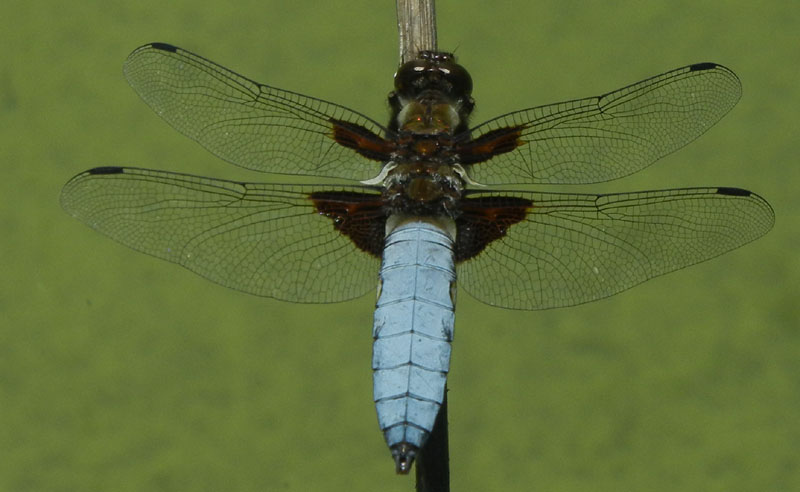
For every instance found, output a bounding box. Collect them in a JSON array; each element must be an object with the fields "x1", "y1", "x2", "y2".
[{"x1": 1, "y1": 1, "x2": 797, "y2": 491}]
